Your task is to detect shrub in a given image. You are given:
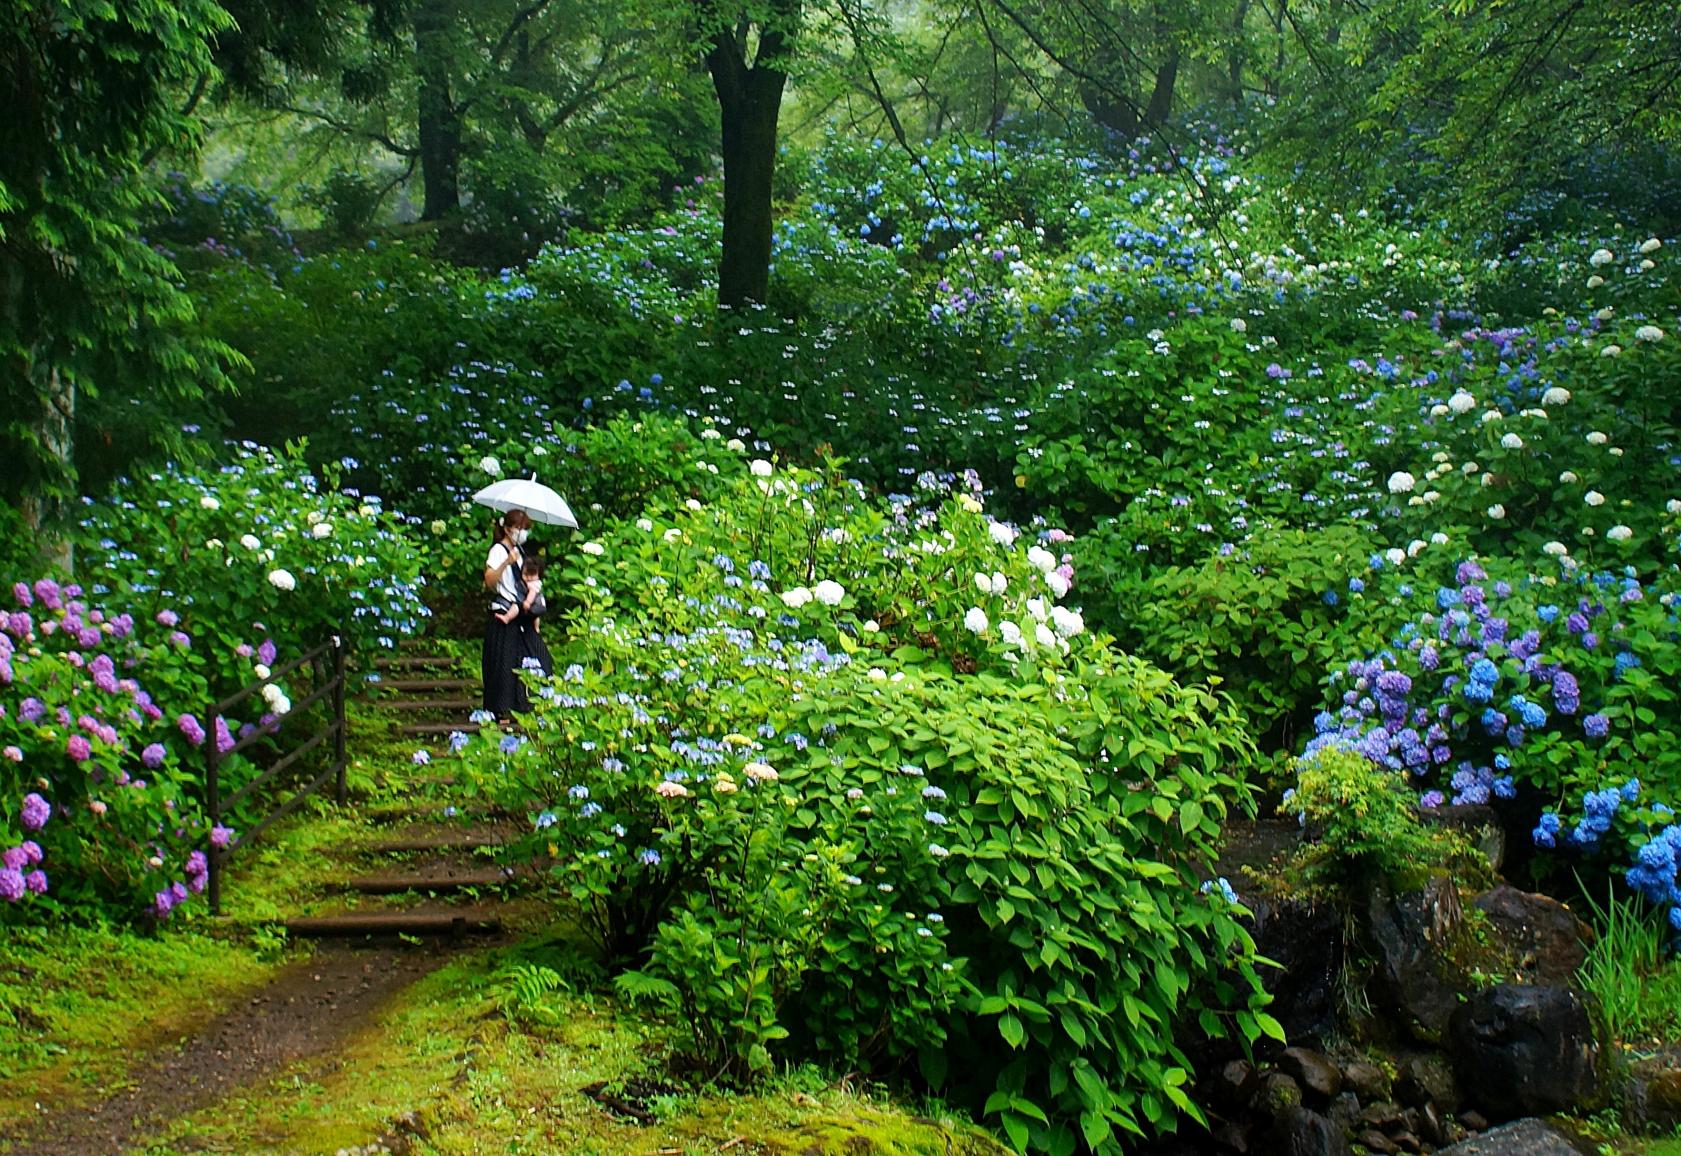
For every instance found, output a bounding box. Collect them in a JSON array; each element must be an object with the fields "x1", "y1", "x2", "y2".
[{"x1": 456, "y1": 458, "x2": 1274, "y2": 1151}]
